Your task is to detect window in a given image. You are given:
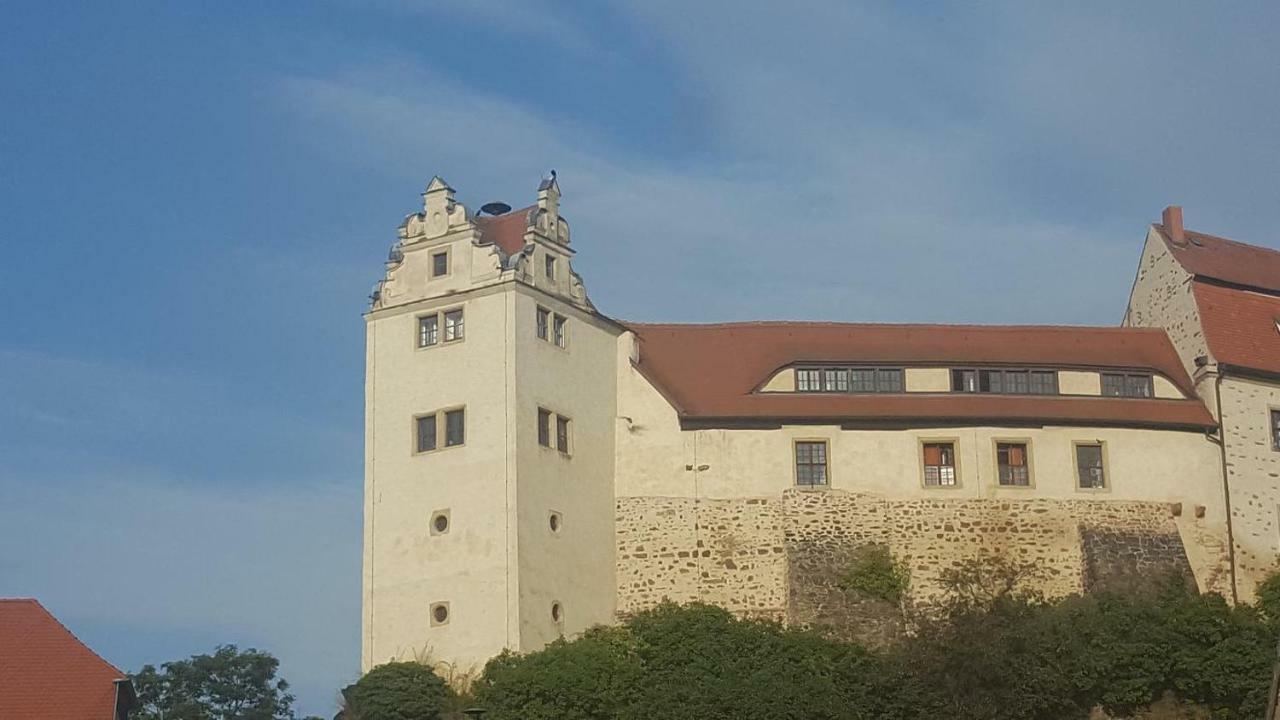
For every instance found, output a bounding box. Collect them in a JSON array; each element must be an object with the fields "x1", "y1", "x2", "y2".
[
  {"x1": 1076, "y1": 443, "x2": 1106, "y2": 489},
  {"x1": 415, "y1": 414, "x2": 437, "y2": 453},
  {"x1": 1101, "y1": 373, "x2": 1153, "y2": 398},
  {"x1": 445, "y1": 408, "x2": 465, "y2": 447},
  {"x1": 537, "y1": 408, "x2": 552, "y2": 447},
  {"x1": 796, "y1": 369, "x2": 822, "y2": 392},
  {"x1": 536, "y1": 307, "x2": 550, "y2": 340},
  {"x1": 443, "y1": 309, "x2": 464, "y2": 342},
  {"x1": 1271, "y1": 410, "x2": 1279, "y2": 451},
  {"x1": 875, "y1": 369, "x2": 903, "y2": 393},
  {"x1": 553, "y1": 314, "x2": 567, "y2": 348},
  {"x1": 953, "y1": 368, "x2": 1057, "y2": 395},
  {"x1": 545, "y1": 254, "x2": 556, "y2": 280},
  {"x1": 556, "y1": 414, "x2": 571, "y2": 454},
  {"x1": 794, "y1": 441, "x2": 828, "y2": 486},
  {"x1": 431, "y1": 250, "x2": 449, "y2": 278},
  {"x1": 418, "y1": 315, "x2": 439, "y2": 348},
  {"x1": 923, "y1": 442, "x2": 957, "y2": 487},
  {"x1": 824, "y1": 368, "x2": 849, "y2": 392},
  {"x1": 996, "y1": 442, "x2": 1030, "y2": 487}
]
